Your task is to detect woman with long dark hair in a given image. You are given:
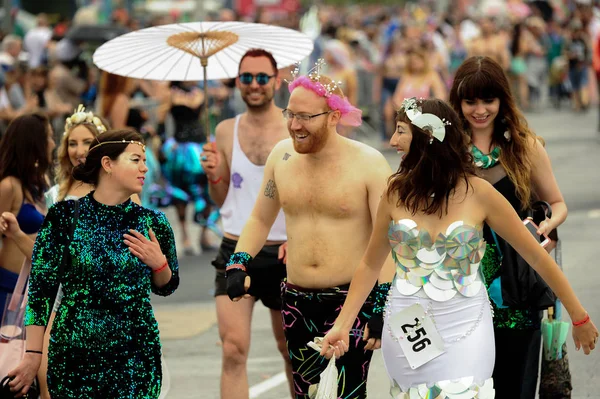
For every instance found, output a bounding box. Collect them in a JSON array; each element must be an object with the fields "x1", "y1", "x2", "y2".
[
  {"x1": 0, "y1": 113, "x2": 55, "y2": 322},
  {"x1": 319, "y1": 98, "x2": 597, "y2": 397},
  {"x1": 6, "y1": 129, "x2": 179, "y2": 398},
  {"x1": 1, "y1": 106, "x2": 109, "y2": 398},
  {"x1": 449, "y1": 55, "x2": 568, "y2": 398}
]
